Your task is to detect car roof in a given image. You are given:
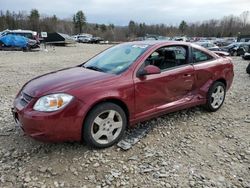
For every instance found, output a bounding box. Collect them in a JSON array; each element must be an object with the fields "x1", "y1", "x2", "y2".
[
  {"x1": 119, "y1": 40, "x2": 219, "y2": 58},
  {"x1": 125, "y1": 40, "x2": 190, "y2": 46},
  {"x1": 1, "y1": 29, "x2": 37, "y2": 36}
]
